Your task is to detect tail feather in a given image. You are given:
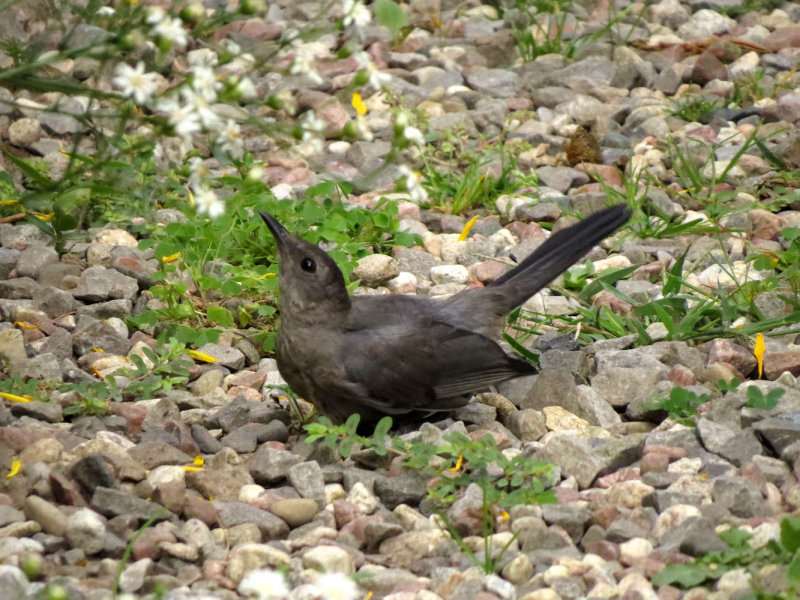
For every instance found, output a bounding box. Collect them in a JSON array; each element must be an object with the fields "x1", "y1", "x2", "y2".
[{"x1": 488, "y1": 204, "x2": 631, "y2": 312}]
